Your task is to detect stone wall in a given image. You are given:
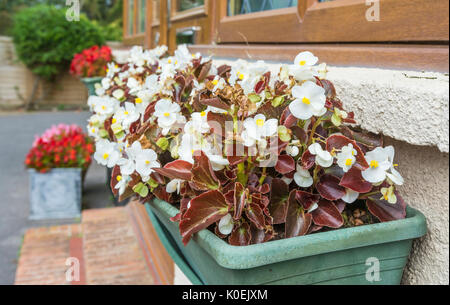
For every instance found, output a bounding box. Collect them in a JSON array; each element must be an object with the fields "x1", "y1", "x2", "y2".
[{"x1": 0, "y1": 36, "x2": 126, "y2": 110}]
